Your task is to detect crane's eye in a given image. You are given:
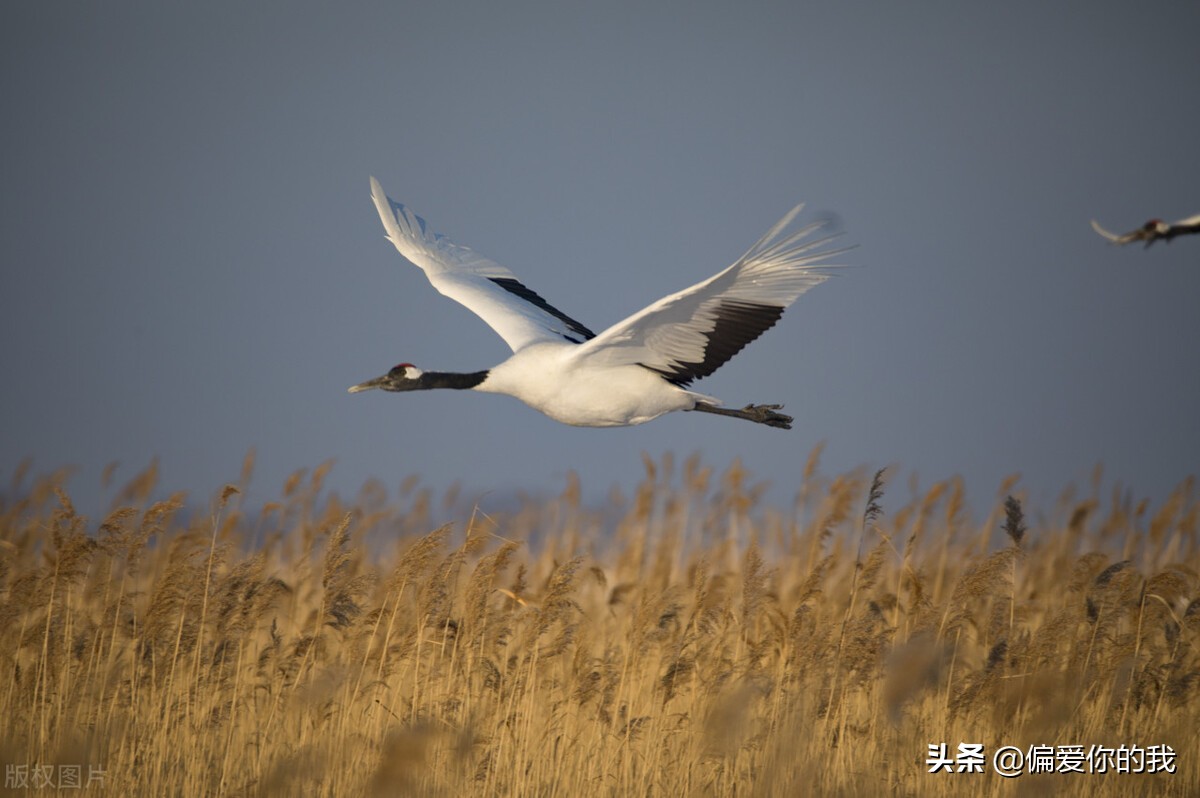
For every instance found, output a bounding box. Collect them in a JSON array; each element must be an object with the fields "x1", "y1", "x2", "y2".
[{"x1": 389, "y1": 363, "x2": 419, "y2": 379}]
